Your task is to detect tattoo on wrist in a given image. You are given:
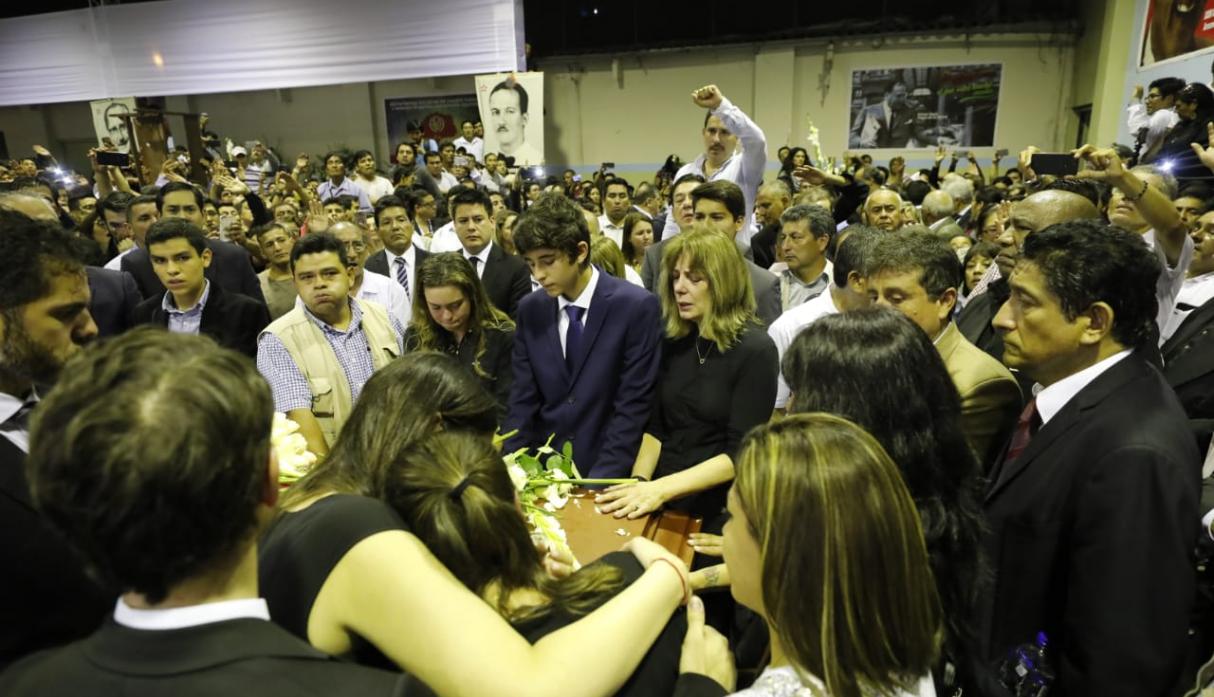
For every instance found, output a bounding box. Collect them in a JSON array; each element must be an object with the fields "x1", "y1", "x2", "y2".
[{"x1": 704, "y1": 567, "x2": 720, "y2": 587}]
